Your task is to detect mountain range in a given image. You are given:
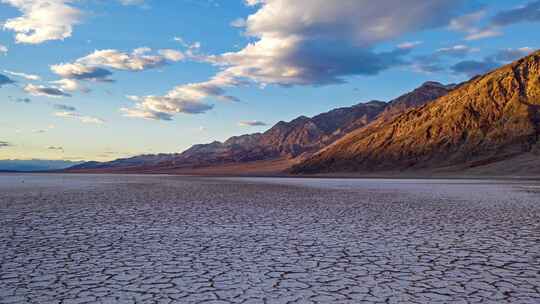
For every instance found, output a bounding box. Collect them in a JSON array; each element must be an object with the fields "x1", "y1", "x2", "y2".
[
  {"x1": 68, "y1": 50, "x2": 540, "y2": 176},
  {"x1": 293, "y1": 50, "x2": 540, "y2": 175},
  {"x1": 0, "y1": 159, "x2": 84, "y2": 172}
]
